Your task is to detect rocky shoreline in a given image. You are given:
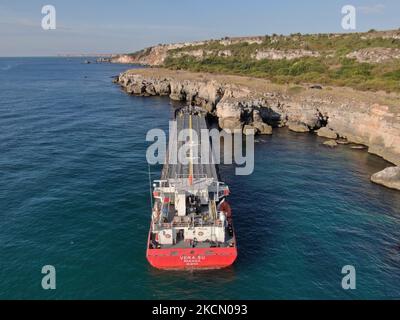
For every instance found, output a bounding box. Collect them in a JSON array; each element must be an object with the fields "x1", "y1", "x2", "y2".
[{"x1": 116, "y1": 68, "x2": 400, "y2": 191}]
